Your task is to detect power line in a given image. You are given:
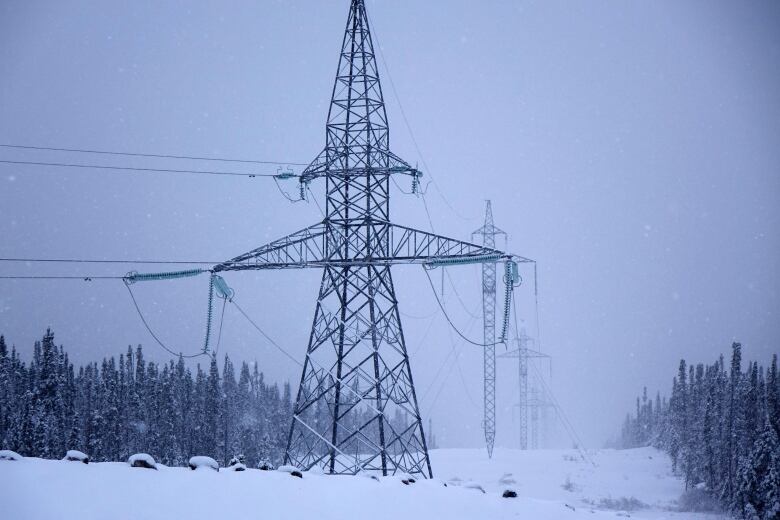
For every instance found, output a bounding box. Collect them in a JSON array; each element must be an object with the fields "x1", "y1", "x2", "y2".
[
  {"x1": 446, "y1": 318, "x2": 481, "y2": 410},
  {"x1": 0, "y1": 143, "x2": 307, "y2": 166},
  {"x1": 0, "y1": 257, "x2": 220, "y2": 265},
  {"x1": 230, "y1": 298, "x2": 302, "y2": 367},
  {"x1": 0, "y1": 159, "x2": 282, "y2": 178},
  {"x1": 422, "y1": 266, "x2": 502, "y2": 348},
  {"x1": 0, "y1": 275, "x2": 123, "y2": 280},
  {"x1": 123, "y1": 281, "x2": 209, "y2": 359},
  {"x1": 367, "y1": 12, "x2": 474, "y2": 223},
  {"x1": 444, "y1": 268, "x2": 481, "y2": 319}
]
